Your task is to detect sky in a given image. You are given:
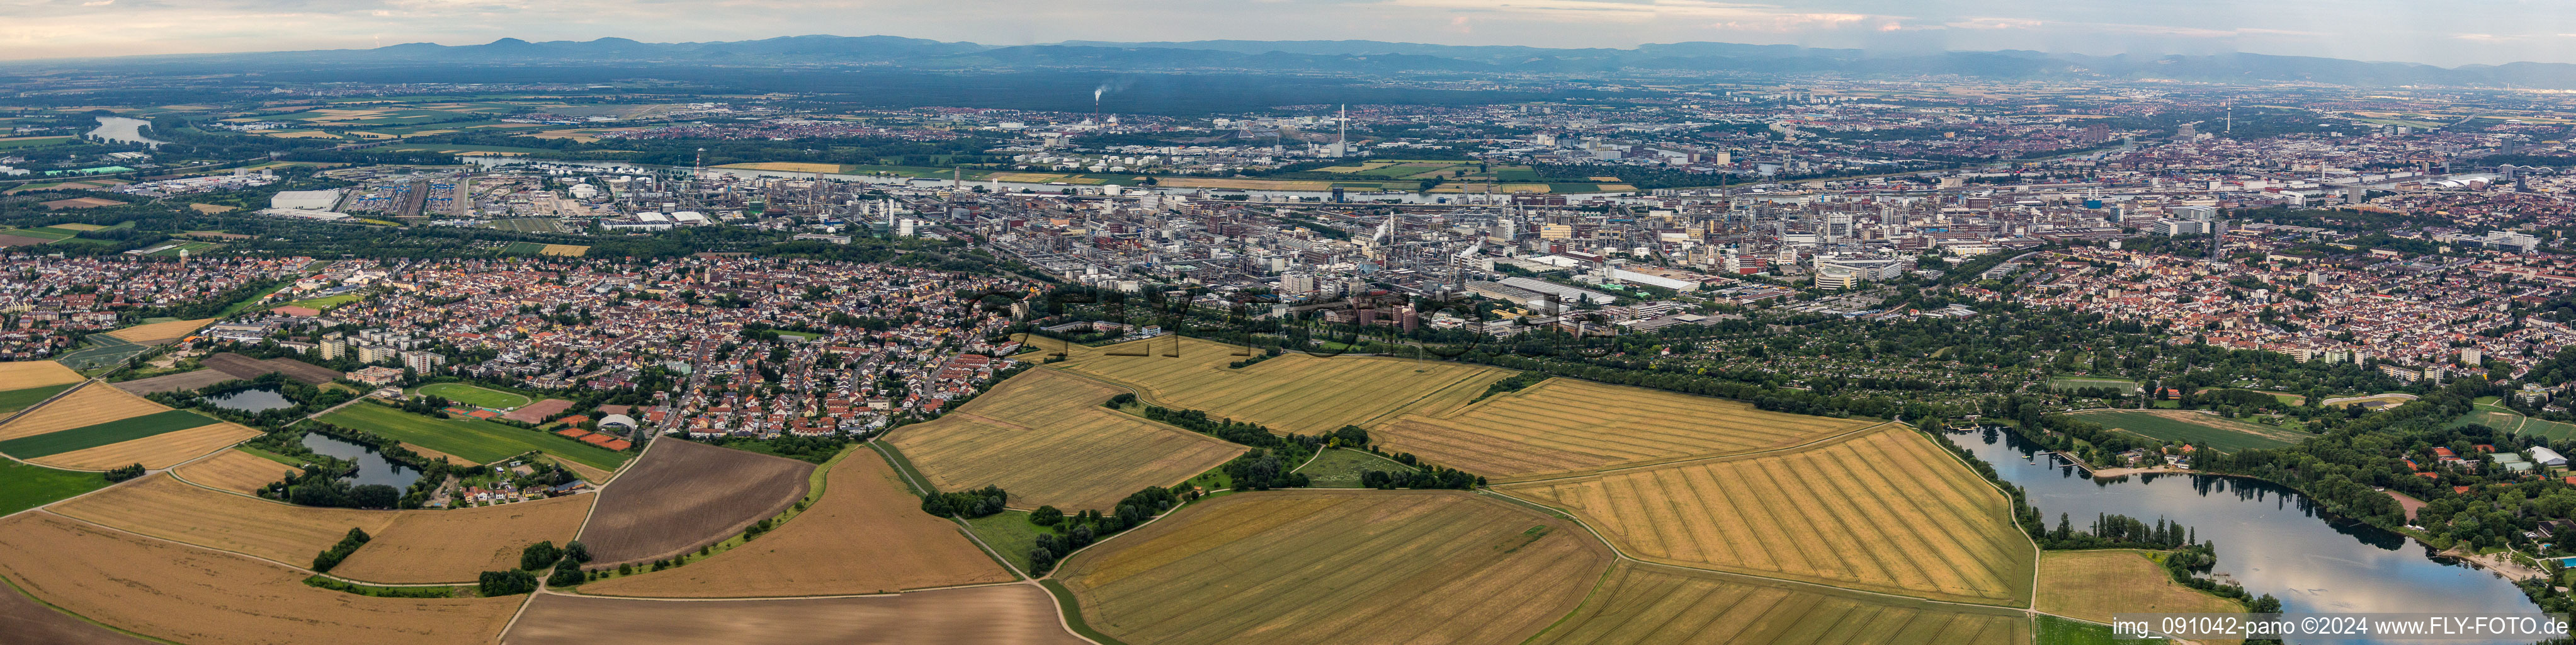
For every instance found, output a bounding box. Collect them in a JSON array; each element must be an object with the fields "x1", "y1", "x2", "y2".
[{"x1": 4, "y1": 0, "x2": 2575, "y2": 66}]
